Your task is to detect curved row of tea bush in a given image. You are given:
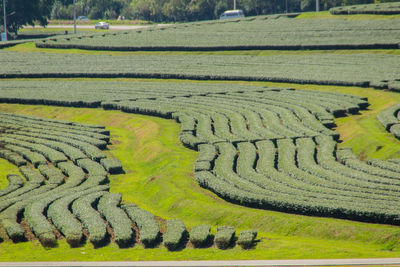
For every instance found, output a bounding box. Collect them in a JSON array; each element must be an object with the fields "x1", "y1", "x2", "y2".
[
  {"x1": 2, "y1": 82, "x2": 400, "y2": 226},
  {"x1": 0, "y1": 112, "x2": 255, "y2": 250},
  {"x1": 378, "y1": 103, "x2": 400, "y2": 139}
]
